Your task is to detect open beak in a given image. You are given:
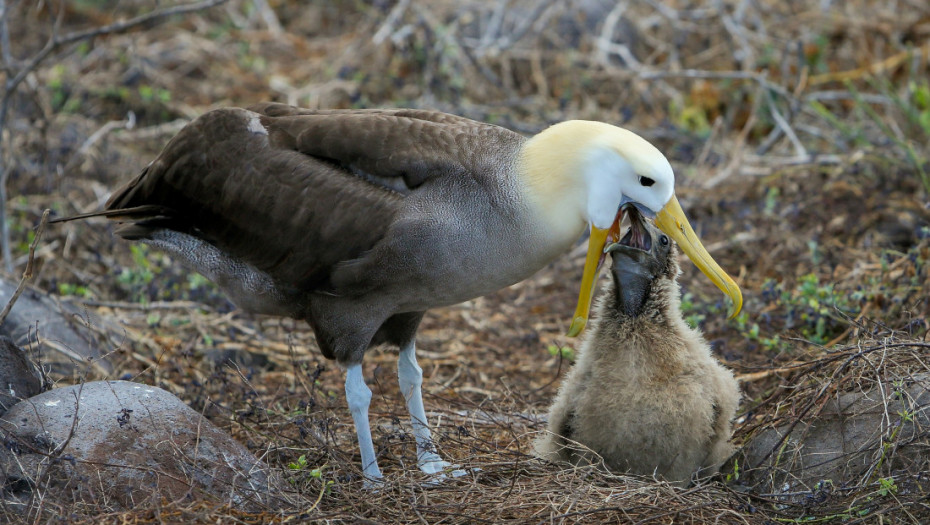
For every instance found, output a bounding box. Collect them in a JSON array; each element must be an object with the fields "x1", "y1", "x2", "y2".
[
  {"x1": 654, "y1": 194, "x2": 743, "y2": 318},
  {"x1": 567, "y1": 214, "x2": 622, "y2": 337}
]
